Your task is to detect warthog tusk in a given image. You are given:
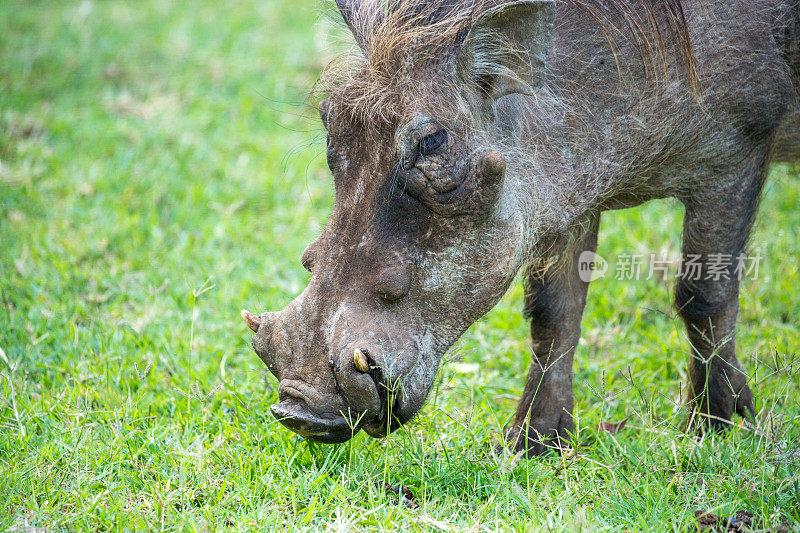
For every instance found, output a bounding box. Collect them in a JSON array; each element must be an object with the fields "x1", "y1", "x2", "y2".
[
  {"x1": 241, "y1": 309, "x2": 261, "y2": 333},
  {"x1": 353, "y1": 348, "x2": 370, "y2": 373}
]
